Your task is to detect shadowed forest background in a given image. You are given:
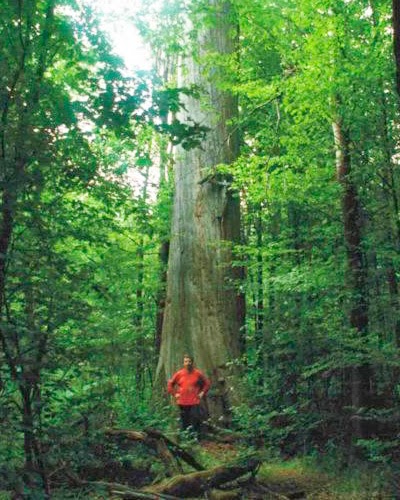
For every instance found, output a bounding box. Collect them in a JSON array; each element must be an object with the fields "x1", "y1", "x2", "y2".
[{"x1": 1, "y1": 0, "x2": 400, "y2": 497}]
